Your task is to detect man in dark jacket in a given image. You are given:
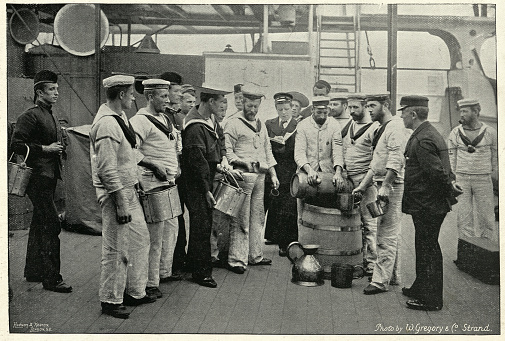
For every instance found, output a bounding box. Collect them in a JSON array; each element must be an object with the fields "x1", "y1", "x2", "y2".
[
  {"x1": 181, "y1": 86, "x2": 237, "y2": 288},
  {"x1": 264, "y1": 92, "x2": 298, "y2": 256},
  {"x1": 11, "y1": 70, "x2": 72, "y2": 293},
  {"x1": 399, "y1": 95, "x2": 462, "y2": 311}
]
